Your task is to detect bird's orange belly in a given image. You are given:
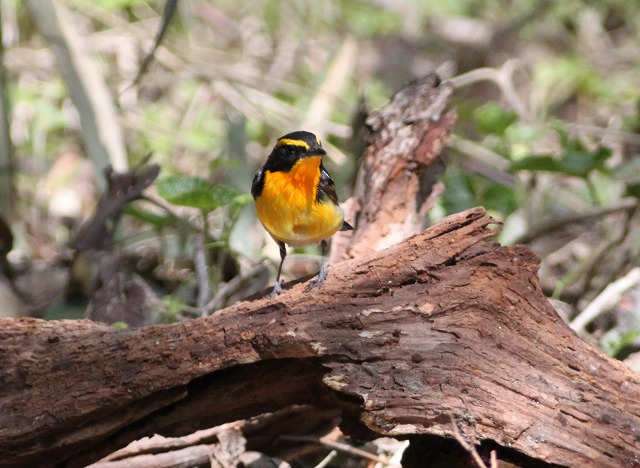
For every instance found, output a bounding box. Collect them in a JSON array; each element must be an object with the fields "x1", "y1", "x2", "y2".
[{"x1": 255, "y1": 169, "x2": 344, "y2": 247}]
